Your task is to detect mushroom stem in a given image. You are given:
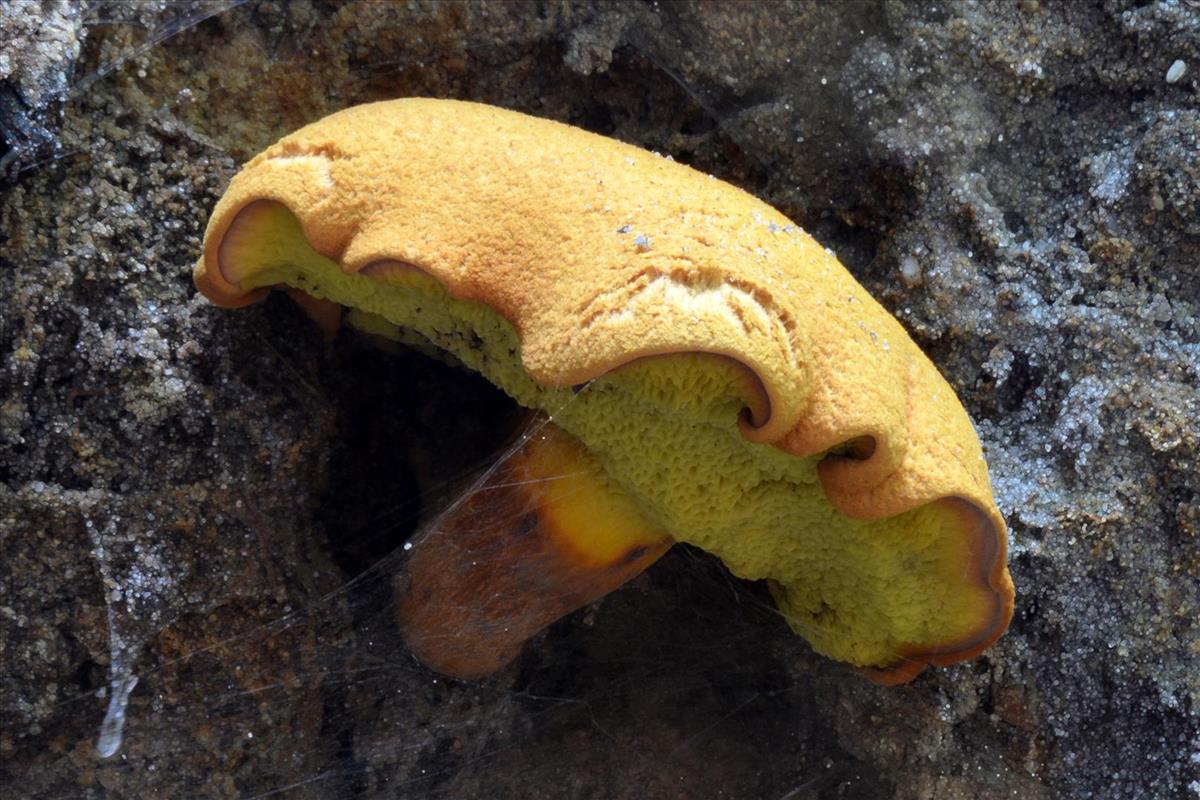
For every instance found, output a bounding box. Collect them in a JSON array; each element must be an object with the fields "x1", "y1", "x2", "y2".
[
  {"x1": 394, "y1": 419, "x2": 672, "y2": 679},
  {"x1": 285, "y1": 289, "x2": 343, "y2": 340}
]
